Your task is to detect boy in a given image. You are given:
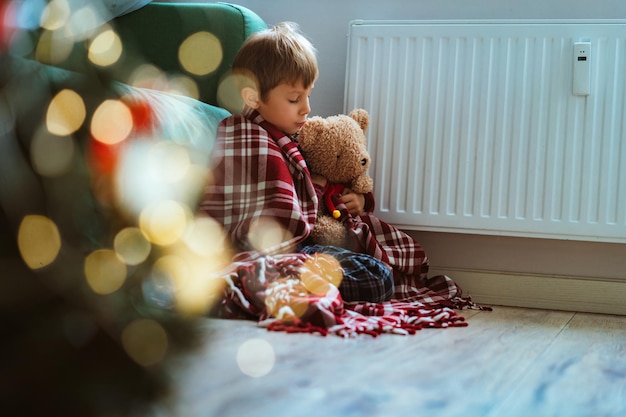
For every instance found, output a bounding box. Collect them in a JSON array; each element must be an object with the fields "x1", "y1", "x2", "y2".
[{"x1": 199, "y1": 22, "x2": 394, "y2": 303}]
